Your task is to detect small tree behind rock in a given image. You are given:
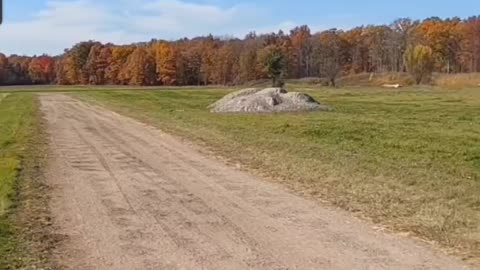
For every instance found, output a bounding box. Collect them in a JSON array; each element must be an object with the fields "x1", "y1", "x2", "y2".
[
  {"x1": 404, "y1": 45, "x2": 434, "y2": 84},
  {"x1": 263, "y1": 46, "x2": 285, "y2": 87}
]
